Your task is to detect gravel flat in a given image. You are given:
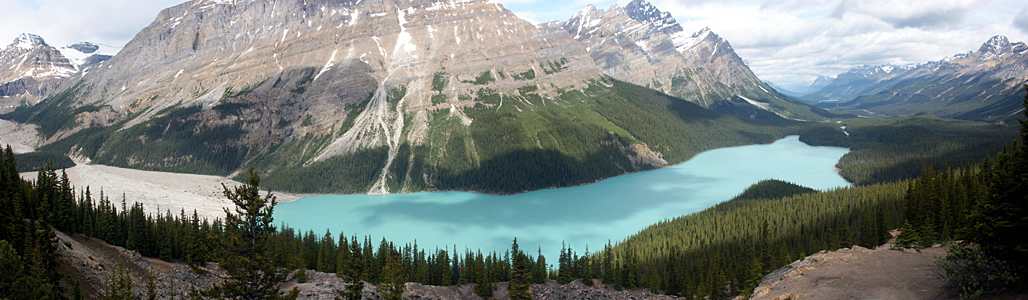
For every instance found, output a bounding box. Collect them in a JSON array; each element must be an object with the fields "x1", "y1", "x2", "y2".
[{"x1": 22, "y1": 164, "x2": 304, "y2": 220}]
